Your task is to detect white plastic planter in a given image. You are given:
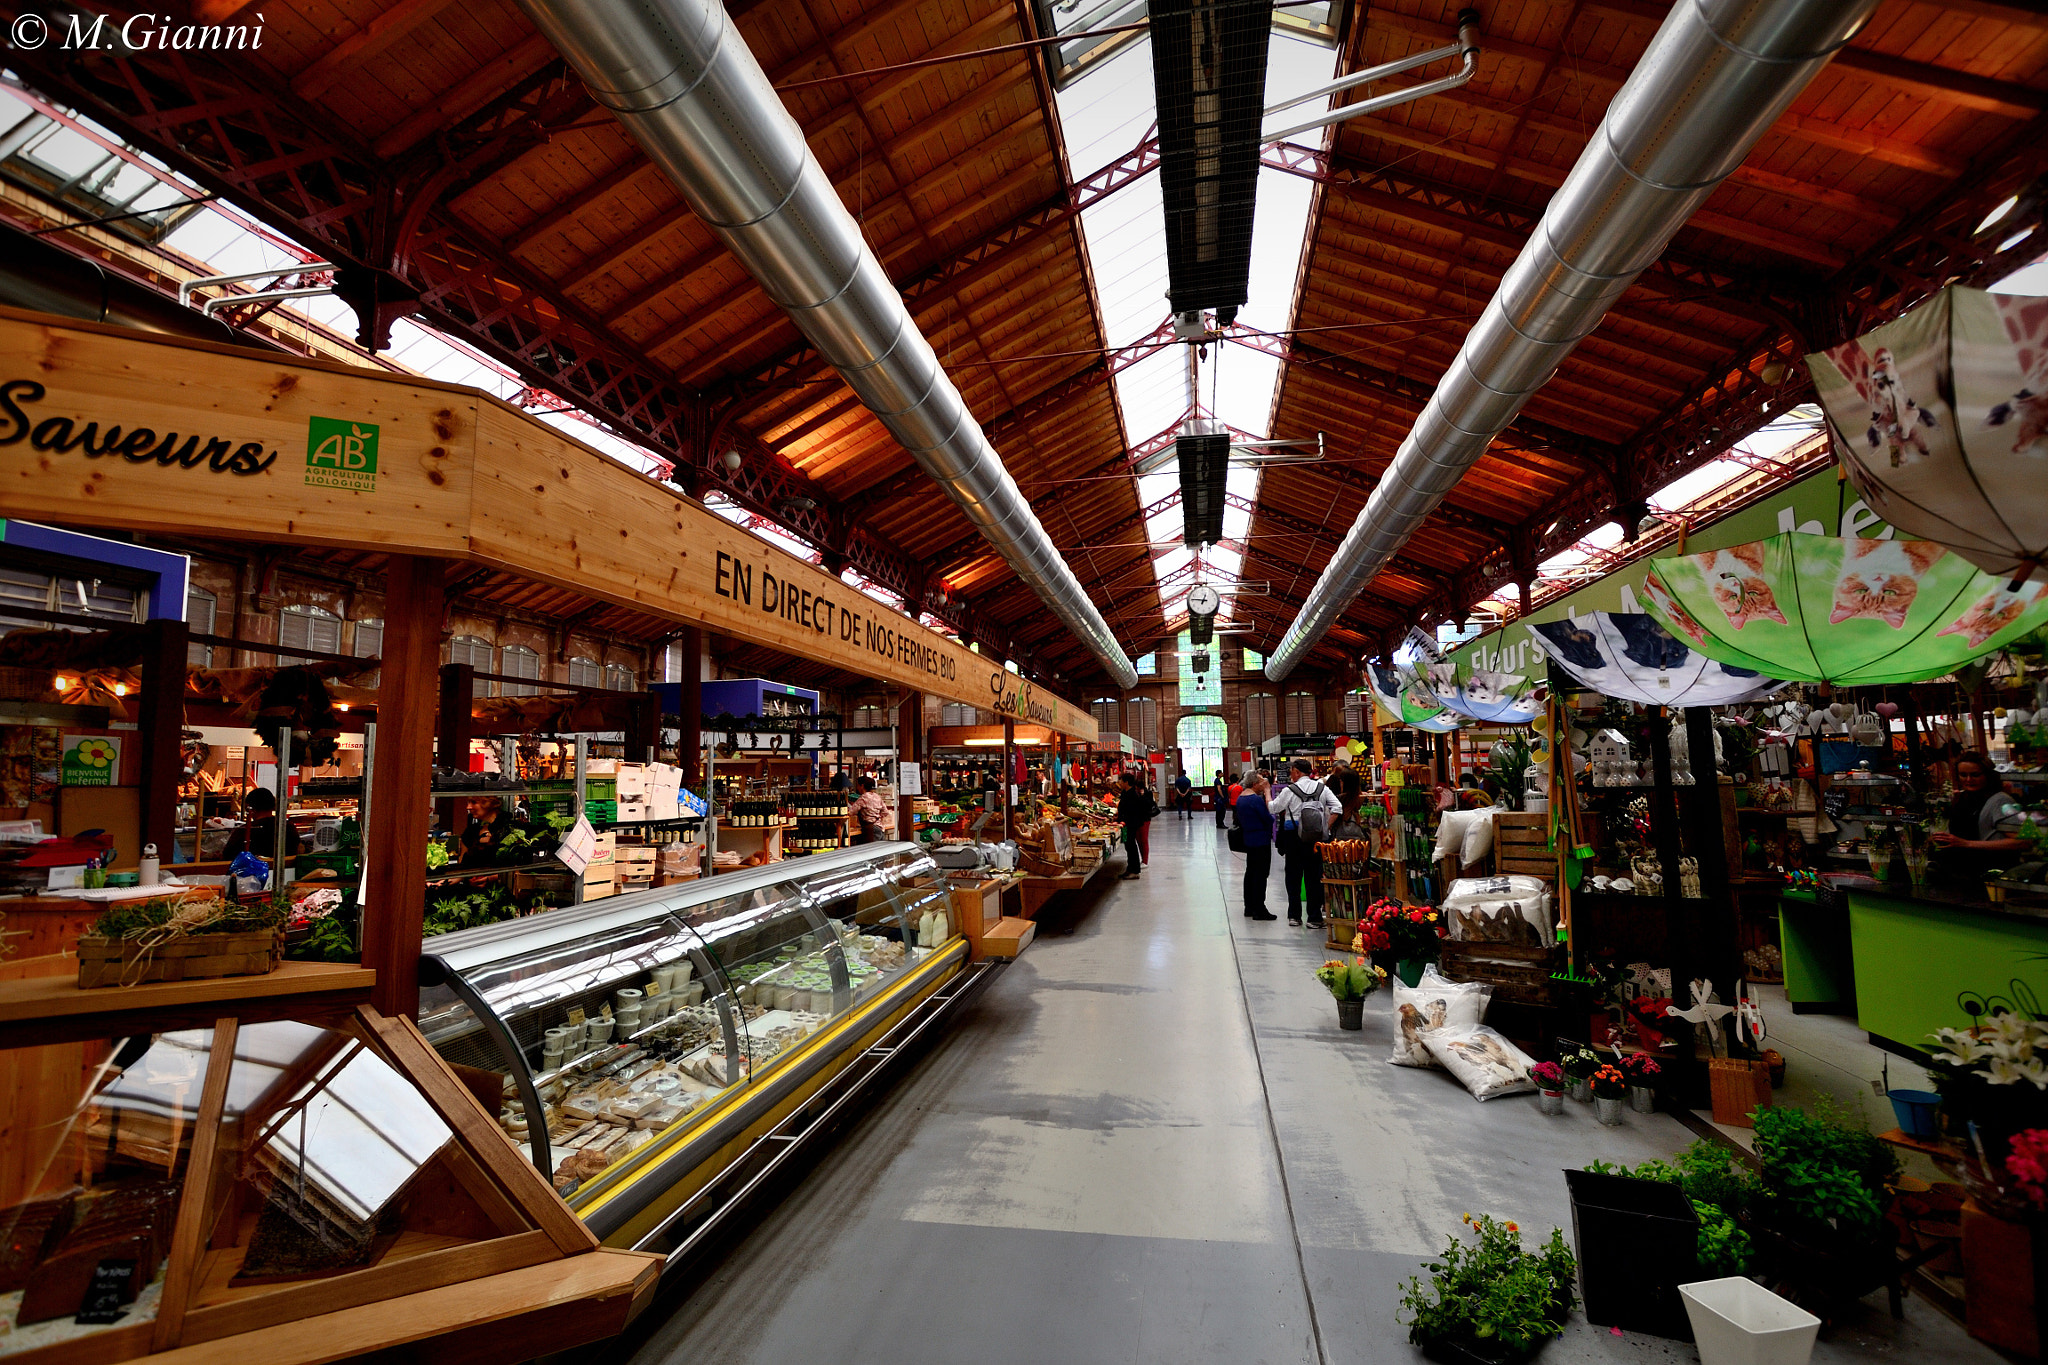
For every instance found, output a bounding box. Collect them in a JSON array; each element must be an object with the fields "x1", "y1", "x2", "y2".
[{"x1": 1680, "y1": 1277, "x2": 1820, "y2": 1365}]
